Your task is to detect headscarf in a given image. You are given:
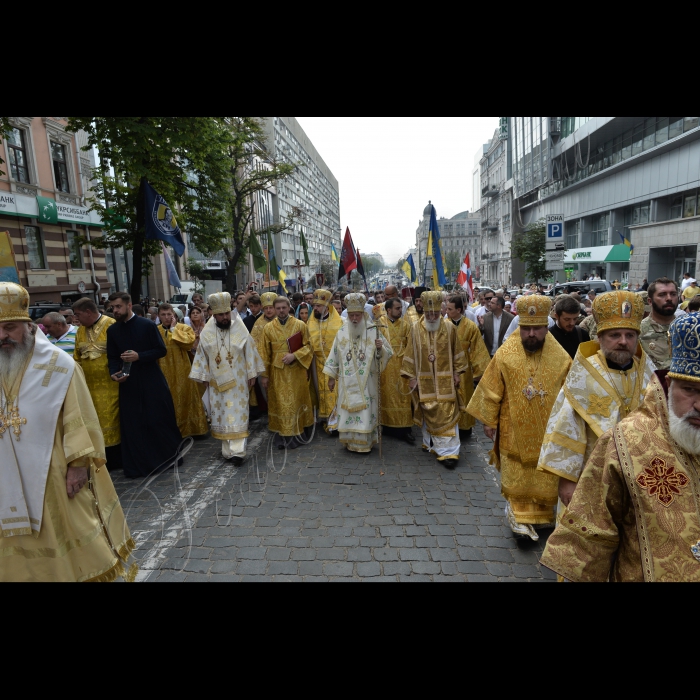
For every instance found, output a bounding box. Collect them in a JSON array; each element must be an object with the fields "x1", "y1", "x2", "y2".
[{"x1": 295, "y1": 303, "x2": 312, "y2": 322}]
